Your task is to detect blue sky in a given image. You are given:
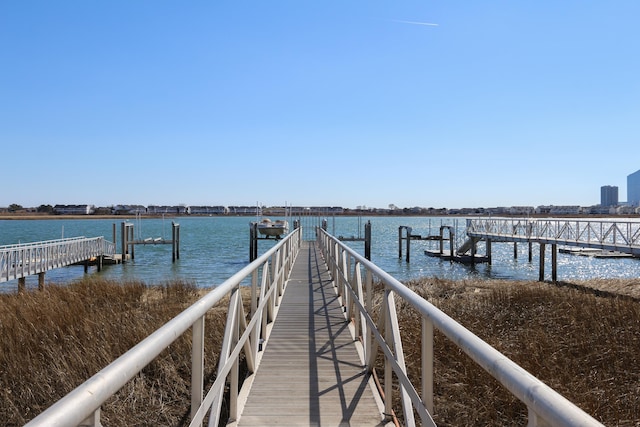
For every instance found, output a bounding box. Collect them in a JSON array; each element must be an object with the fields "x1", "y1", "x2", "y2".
[{"x1": 1, "y1": 1, "x2": 638, "y2": 209}]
